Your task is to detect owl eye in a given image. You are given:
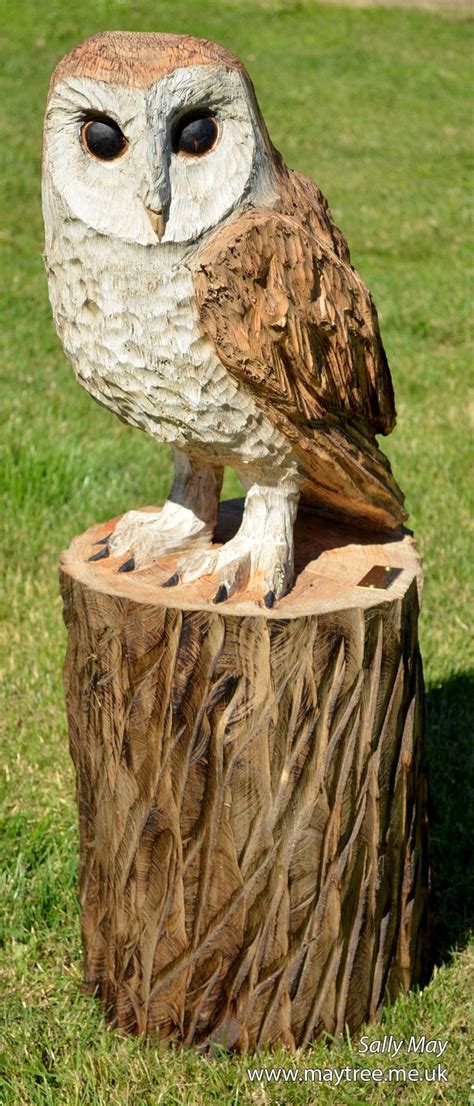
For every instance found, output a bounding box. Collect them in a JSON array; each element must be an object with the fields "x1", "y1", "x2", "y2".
[
  {"x1": 172, "y1": 112, "x2": 219, "y2": 158},
  {"x1": 80, "y1": 117, "x2": 128, "y2": 161}
]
